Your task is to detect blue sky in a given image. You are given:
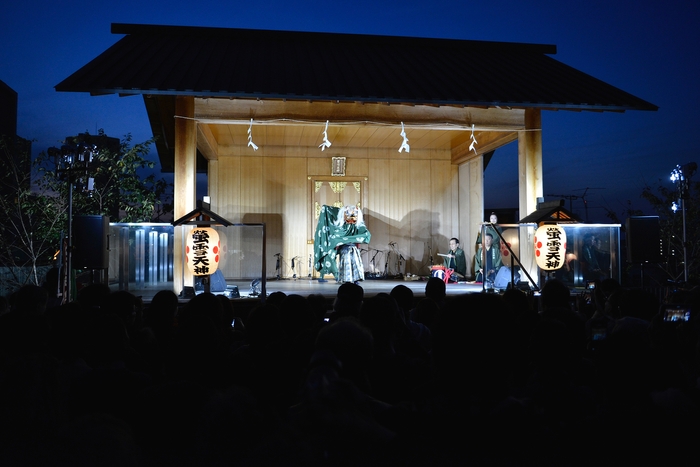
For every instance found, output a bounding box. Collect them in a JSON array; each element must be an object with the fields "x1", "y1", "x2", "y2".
[{"x1": 1, "y1": 0, "x2": 698, "y2": 222}]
